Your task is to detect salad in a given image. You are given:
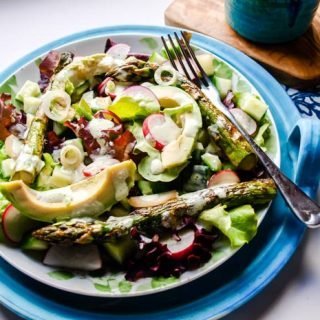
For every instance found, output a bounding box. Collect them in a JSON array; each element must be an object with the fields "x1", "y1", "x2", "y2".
[{"x1": 0, "y1": 36, "x2": 276, "y2": 281}]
